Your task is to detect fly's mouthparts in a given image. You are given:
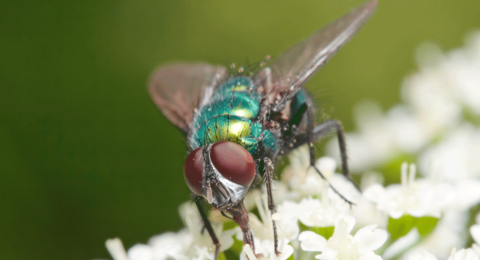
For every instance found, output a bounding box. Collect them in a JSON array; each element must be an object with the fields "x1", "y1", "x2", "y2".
[{"x1": 206, "y1": 181, "x2": 213, "y2": 204}]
